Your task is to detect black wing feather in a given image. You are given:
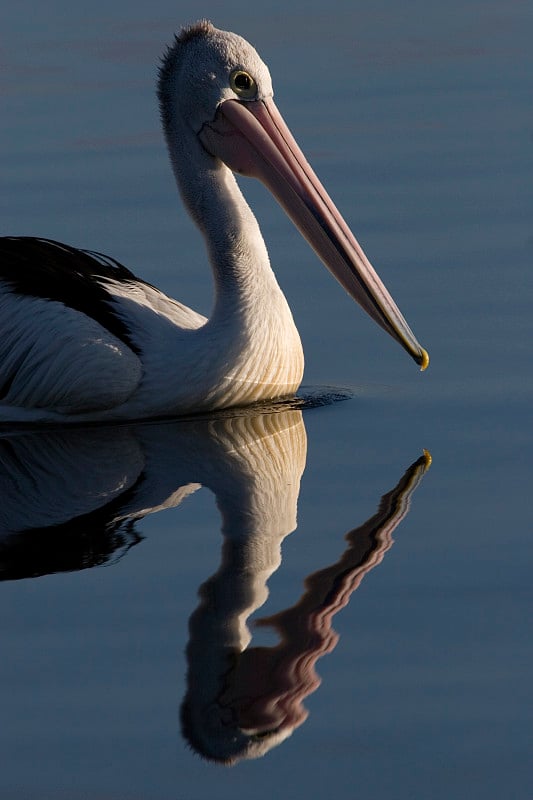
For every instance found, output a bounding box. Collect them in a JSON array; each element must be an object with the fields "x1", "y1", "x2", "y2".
[{"x1": 0, "y1": 237, "x2": 144, "y2": 355}]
